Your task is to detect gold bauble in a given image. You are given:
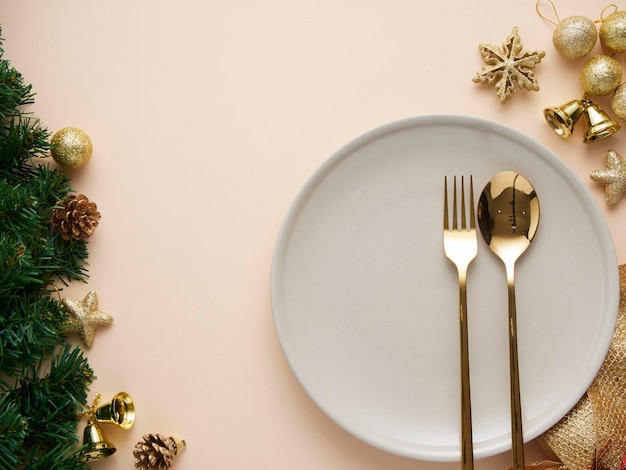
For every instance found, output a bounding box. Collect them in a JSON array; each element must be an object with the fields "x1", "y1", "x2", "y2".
[
  {"x1": 553, "y1": 16, "x2": 597, "y2": 59},
  {"x1": 611, "y1": 83, "x2": 626, "y2": 121},
  {"x1": 600, "y1": 11, "x2": 626, "y2": 54},
  {"x1": 580, "y1": 55, "x2": 622, "y2": 96},
  {"x1": 50, "y1": 127, "x2": 93, "y2": 168}
]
